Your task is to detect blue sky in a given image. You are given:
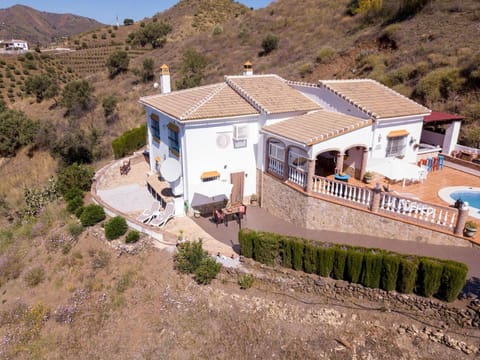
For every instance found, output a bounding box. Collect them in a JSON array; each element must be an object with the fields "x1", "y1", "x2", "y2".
[{"x1": 0, "y1": 1, "x2": 272, "y2": 24}]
